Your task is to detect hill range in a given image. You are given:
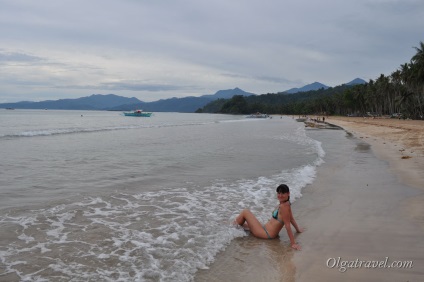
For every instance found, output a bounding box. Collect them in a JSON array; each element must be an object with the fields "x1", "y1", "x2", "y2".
[{"x1": 0, "y1": 78, "x2": 366, "y2": 112}]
